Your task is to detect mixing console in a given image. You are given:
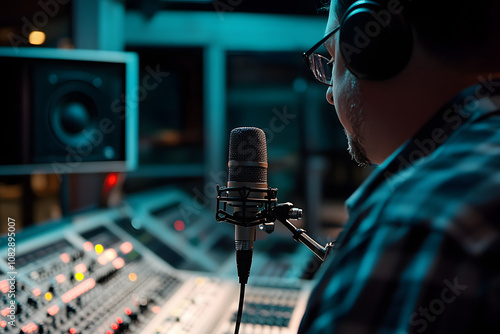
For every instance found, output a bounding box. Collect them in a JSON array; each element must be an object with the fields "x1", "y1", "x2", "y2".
[
  {"x1": 0, "y1": 224, "x2": 183, "y2": 333},
  {"x1": 0, "y1": 187, "x2": 314, "y2": 333},
  {"x1": 215, "y1": 281, "x2": 309, "y2": 334}
]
